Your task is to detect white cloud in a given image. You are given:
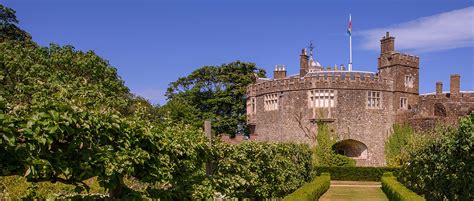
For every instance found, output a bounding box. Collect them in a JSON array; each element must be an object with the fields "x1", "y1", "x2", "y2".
[{"x1": 359, "y1": 7, "x2": 474, "y2": 52}]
